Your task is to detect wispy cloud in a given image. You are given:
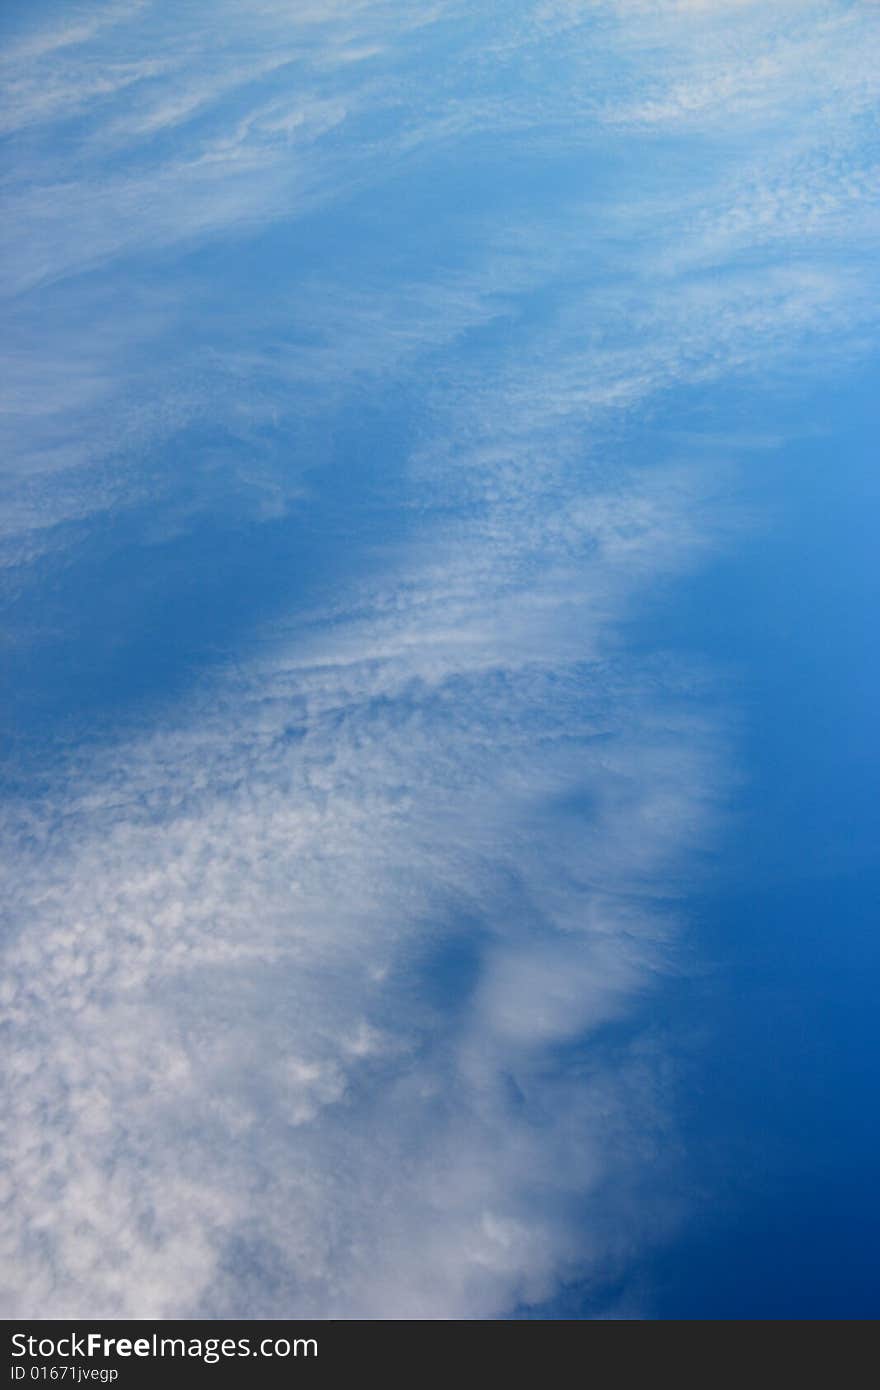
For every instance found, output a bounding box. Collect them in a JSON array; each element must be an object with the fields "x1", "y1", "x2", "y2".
[{"x1": 0, "y1": 445, "x2": 726, "y2": 1316}]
